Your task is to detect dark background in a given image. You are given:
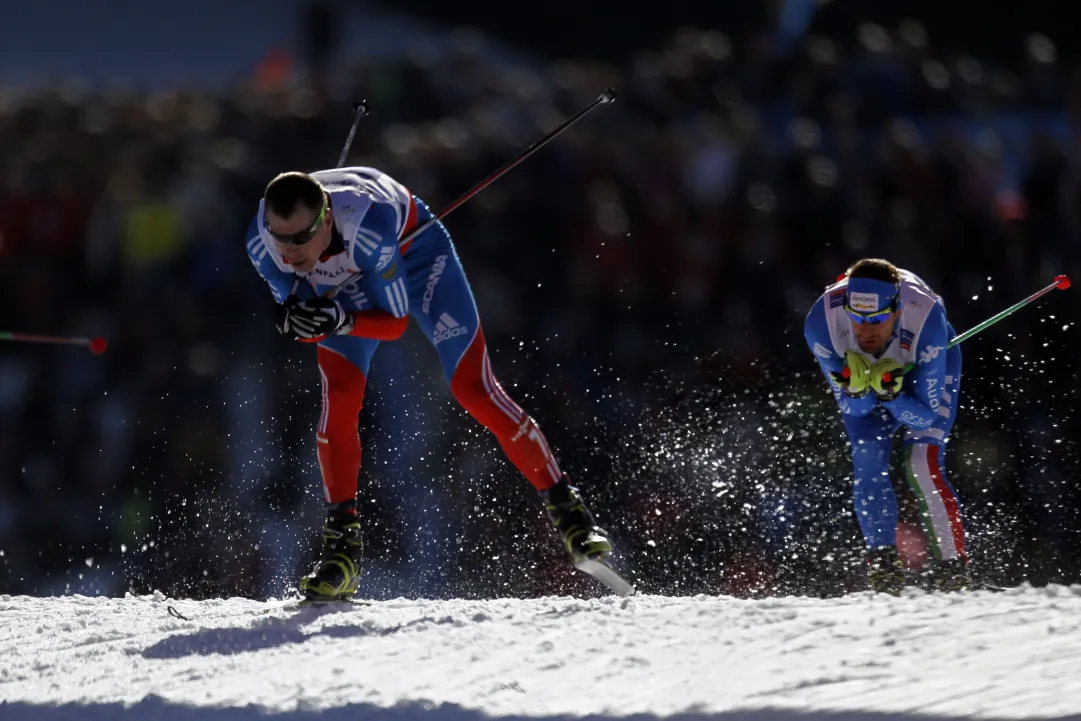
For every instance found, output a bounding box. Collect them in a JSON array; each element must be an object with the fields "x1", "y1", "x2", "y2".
[
  {"x1": 1, "y1": 0, "x2": 1079, "y2": 601},
  {"x1": 388, "y1": 0, "x2": 1081, "y2": 67}
]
